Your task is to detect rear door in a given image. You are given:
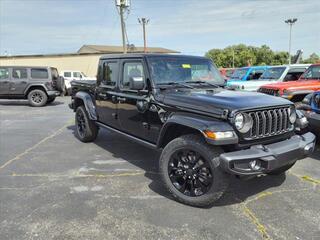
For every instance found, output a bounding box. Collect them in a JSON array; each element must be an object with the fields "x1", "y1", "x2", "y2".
[
  {"x1": 0, "y1": 67, "x2": 11, "y2": 95},
  {"x1": 9, "y1": 67, "x2": 28, "y2": 95},
  {"x1": 95, "y1": 59, "x2": 120, "y2": 129}
]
